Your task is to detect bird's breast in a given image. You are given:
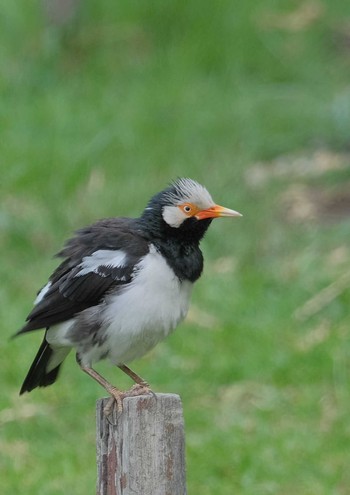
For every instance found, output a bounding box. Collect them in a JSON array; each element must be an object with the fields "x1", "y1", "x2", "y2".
[{"x1": 101, "y1": 245, "x2": 193, "y2": 364}]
